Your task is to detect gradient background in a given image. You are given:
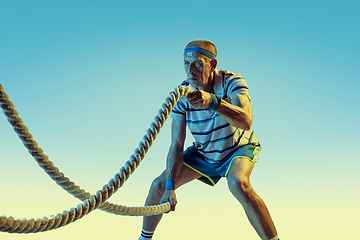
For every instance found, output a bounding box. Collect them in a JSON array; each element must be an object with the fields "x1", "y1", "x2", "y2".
[{"x1": 1, "y1": 1, "x2": 359, "y2": 239}]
